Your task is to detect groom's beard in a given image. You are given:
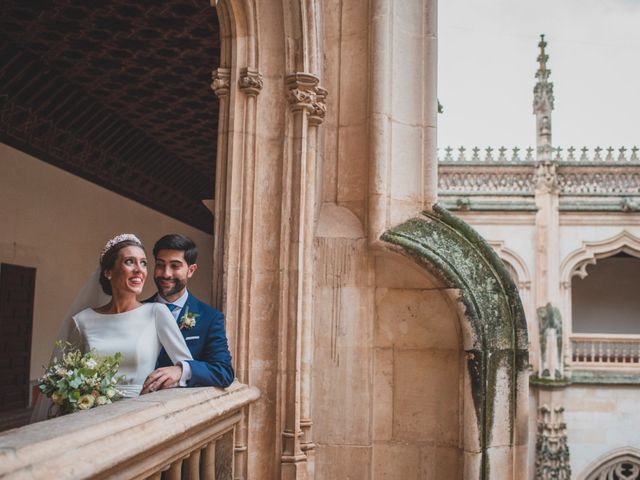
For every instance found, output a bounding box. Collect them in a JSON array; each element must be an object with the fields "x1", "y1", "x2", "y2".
[{"x1": 154, "y1": 277, "x2": 186, "y2": 298}]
